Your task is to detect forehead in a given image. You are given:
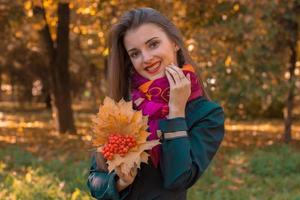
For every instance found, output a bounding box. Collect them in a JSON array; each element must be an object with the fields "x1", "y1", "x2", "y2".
[{"x1": 123, "y1": 23, "x2": 169, "y2": 50}]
